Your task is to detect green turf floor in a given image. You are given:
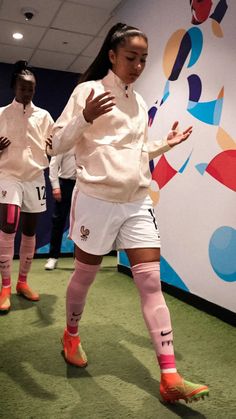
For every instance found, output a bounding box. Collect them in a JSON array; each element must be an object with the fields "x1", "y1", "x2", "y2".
[{"x1": 0, "y1": 256, "x2": 235, "y2": 419}]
